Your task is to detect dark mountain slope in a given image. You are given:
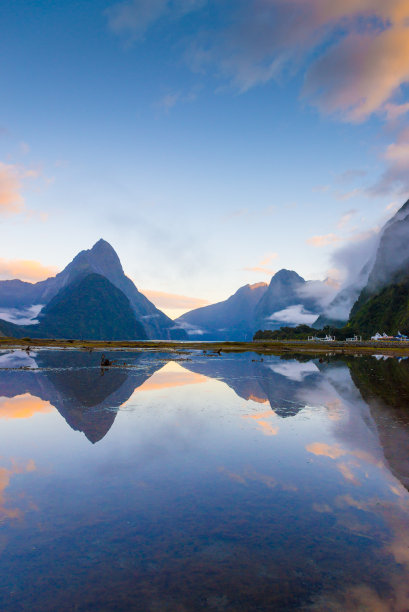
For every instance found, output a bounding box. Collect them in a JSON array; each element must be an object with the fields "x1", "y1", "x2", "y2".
[
  {"x1": 349, "y1": 272, "x2": 409, "y2": 335},
  {"x1": 38, "y1": 273, "x2": 148, "y2": 340}
]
